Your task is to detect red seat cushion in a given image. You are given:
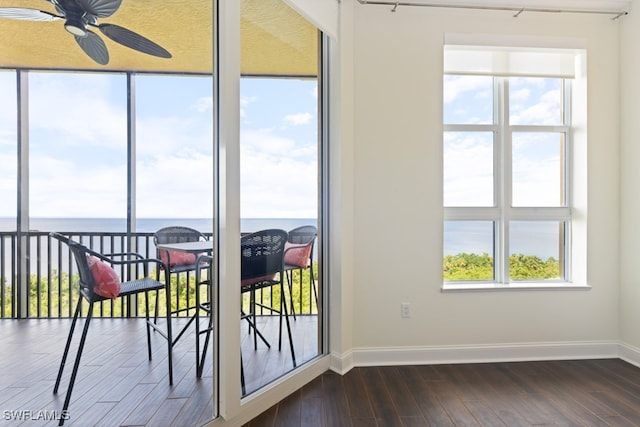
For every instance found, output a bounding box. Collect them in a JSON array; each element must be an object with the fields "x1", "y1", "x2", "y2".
[
  {"x1": 86, "y1": 255, "x2": 121, "y2": 299},
  {"x1": 241, "y1": 274, "x2": 276, "y2": 287},
  {"x1": 159, "y1": 250, "x2": 197, "y2": 268},
  {"x1": 284, "y1": 242, "x2": 312, "y2": 268}
]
